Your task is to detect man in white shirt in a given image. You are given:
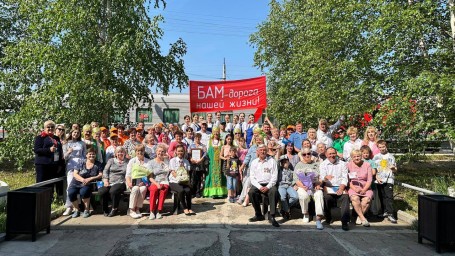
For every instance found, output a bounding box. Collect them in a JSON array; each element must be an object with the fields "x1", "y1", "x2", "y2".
[
  {"x1": 206, "y1": 113, "x2": 214, "y2": 132},
  {"x1": 248, "y1": 144, "x2": 279, "y2": 227},
  {"x1": 238, "y1": 112, "x2": 247, "y2": 137},
  {"x1": 224, "y1": 114, "x2": 233, "y2": 133},
  {"x1": 317, "y1": 116, "x2": 344, "y2": 148},
  {"x1": 196, "y1": 121, "x2": 211, "y2": 147},
  {"x1": 319, "y1": 147, "x2": 350, "y2": 231}
]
